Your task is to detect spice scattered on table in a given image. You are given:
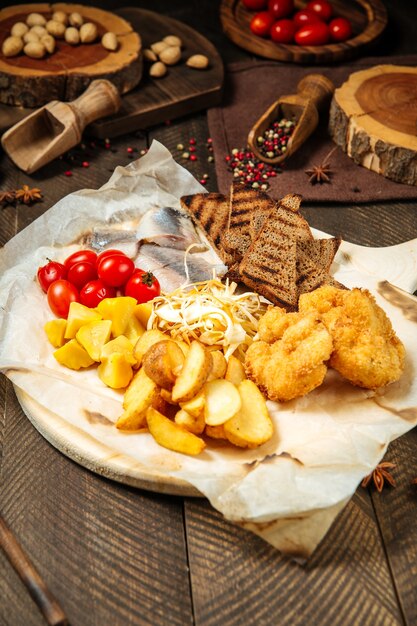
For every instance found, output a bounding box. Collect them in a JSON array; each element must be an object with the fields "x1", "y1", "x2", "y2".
[
  {"x1": 361, "y1": 462, "x2": 396, "y2": 493},
  {"x1": 0, "y1": 190, "x2": 16, "y2": 206},
  {"x1": 305, "y1": 147, "x2": 336, "y2": 184},
  {"x1": 256, "y1": 117, "x2": 296, "y2": 160}
]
